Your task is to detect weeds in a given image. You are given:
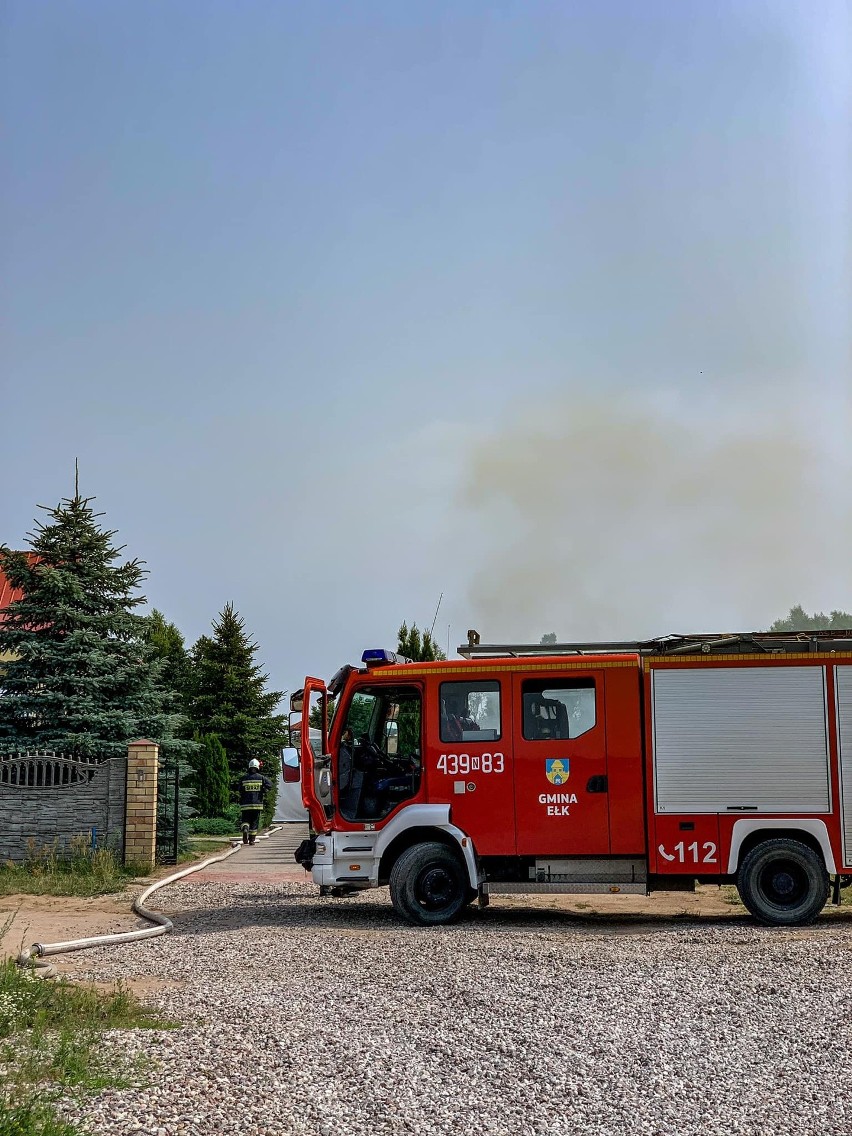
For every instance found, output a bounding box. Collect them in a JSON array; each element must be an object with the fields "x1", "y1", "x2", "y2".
[
  {"x1": 0, "y1": 960, "x2": 164, "y2": 1035},
  {"x1": 0, "y1": 958, "x2": 172, "y2": 1134},
  {"x1": 0, "y1": 837, "x2": 137, "y2": 898},
  {"x1": 0, "y1": 1098, "x2": 80, "y2": 1136}
]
